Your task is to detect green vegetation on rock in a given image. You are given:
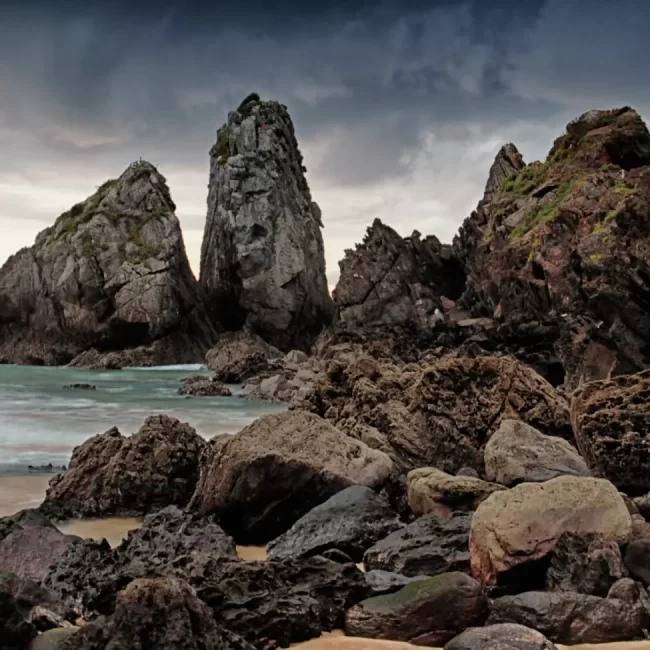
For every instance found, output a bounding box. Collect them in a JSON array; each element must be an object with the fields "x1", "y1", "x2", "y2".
[
  {"x1": 213, "y1": 129, "x2": 230, "y2": 162},
  {"x1": 615, "y1": 183, "x2": 637, "y2": 196},
  {"x1": 238, "y1": 92, "x2": 261, "y2": 117}
]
